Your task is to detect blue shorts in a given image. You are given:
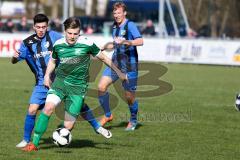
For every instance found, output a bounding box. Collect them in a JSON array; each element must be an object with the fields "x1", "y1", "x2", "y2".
[
  {"x1": 102, "y1": 67, "x2": 138, "y2": 92},
  {"x1": 29, "y1": 85, "x2": 48, "y2": 109}
]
